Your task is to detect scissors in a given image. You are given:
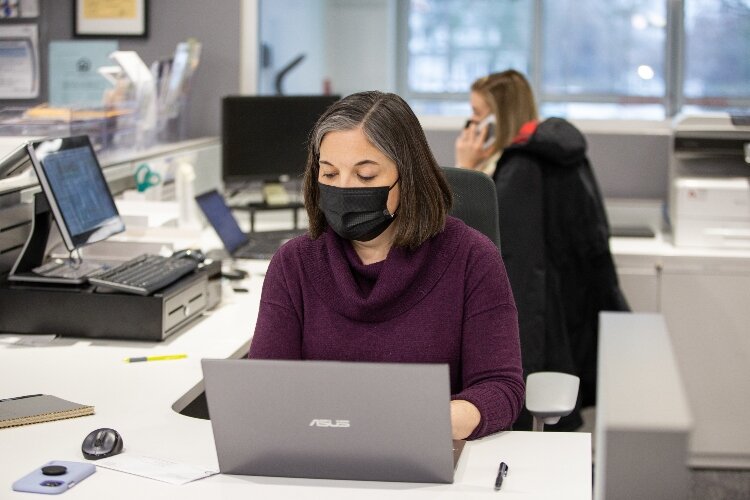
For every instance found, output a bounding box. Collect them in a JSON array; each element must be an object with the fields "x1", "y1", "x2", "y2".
[{"x1": 135, "y1": 163, "x2": 161, "y2": 193}]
